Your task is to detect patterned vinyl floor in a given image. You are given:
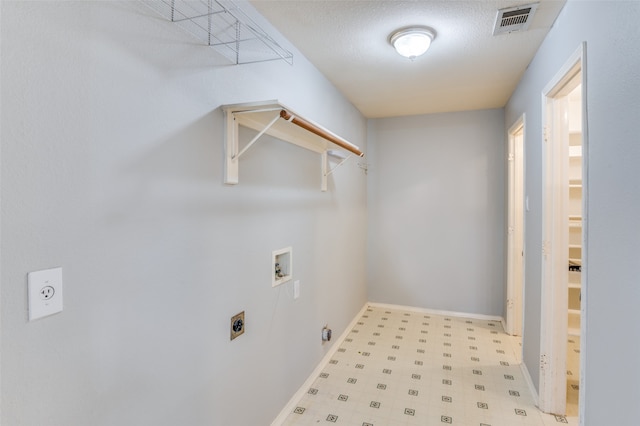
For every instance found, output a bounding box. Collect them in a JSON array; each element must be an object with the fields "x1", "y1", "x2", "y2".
[
  {"x1": 282, "y1": 305, "x2": 578, "y2": 426},
  {"x1": 566, "y1": 335, "x2": 580, "y2": 417}
]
